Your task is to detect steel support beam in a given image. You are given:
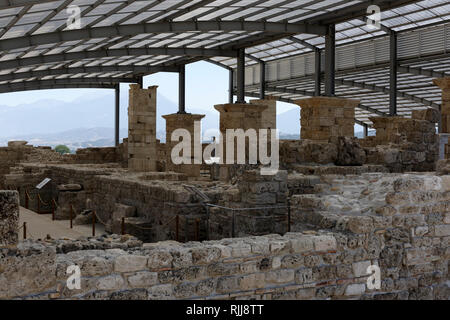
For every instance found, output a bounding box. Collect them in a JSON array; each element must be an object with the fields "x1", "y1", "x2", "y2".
[
  {"x1": 260, "y1": 62, "x2": 266, "y2": 100},
  {"x1": 0, "y1": 21, "x2": 328, "y2": 52},
  {"x1": 0, "y1": 77, "x2": 135, "y2": 94},
  {"x1": 0, "y1": 47, "x2": 237, "y2": 71},
  {"x1": 256, "y1": 85, "x2": 387, "y2": 116},
  {"x1": 325, "y1": 24, "x2": 335, "y2": 96},
  {"x1": 115, "y1": 84, "x2": 120, "y2": 147},
  {"x1": 334, "y1": 78, "x2": 440, "y2": 110},
  {"x1": 390, "y1": 30, "x2": 398, "y2": 116},
  {"x1": 315, "y1": 48, "x2": 322, "y2": 96},
  {"x1": 0, "y1": 65, "x2": 180, "y2": 82},
  {"x1": 236, "y1": 48, "x2": 245, "y2": 103},
  {"x1": 229, "y1": 69, "x2": 234, "y2": 104},
  {"x1": 363, "y1": 123, "x2": 369, "y2": 138},
  {"x1": 178, "y1": 65, "x2": 186, "y2": 114}
]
